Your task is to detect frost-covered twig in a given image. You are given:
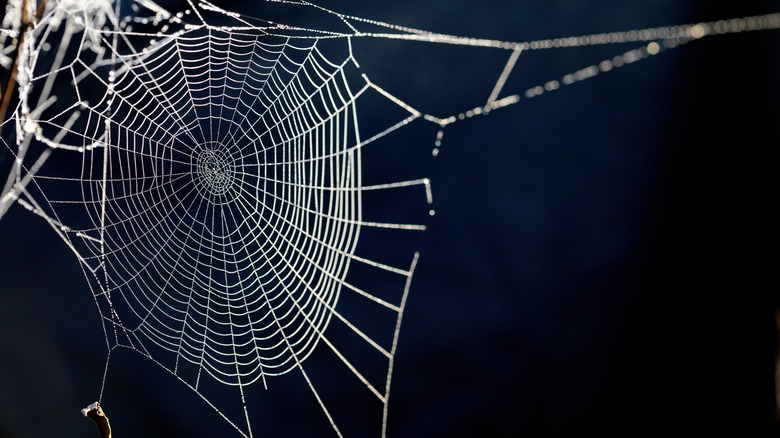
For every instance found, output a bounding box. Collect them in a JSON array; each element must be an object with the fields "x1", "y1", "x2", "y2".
[{"x1": 82, "y1": 402, "x2": 112, "y2": 438}]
